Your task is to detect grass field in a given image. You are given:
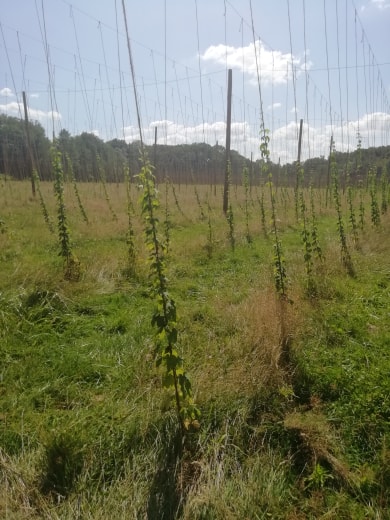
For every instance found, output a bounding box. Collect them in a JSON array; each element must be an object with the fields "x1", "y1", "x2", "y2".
[{"x1": 1, "y1": 176, "x2": 389, "y2": 519}]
